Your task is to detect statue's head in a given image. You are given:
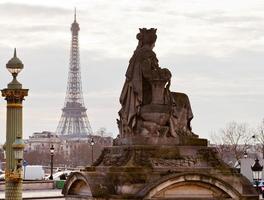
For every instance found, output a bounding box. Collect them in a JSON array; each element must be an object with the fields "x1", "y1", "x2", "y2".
[{"x1": 137, "y1": 28, "x2": 157, "y2": 48}]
